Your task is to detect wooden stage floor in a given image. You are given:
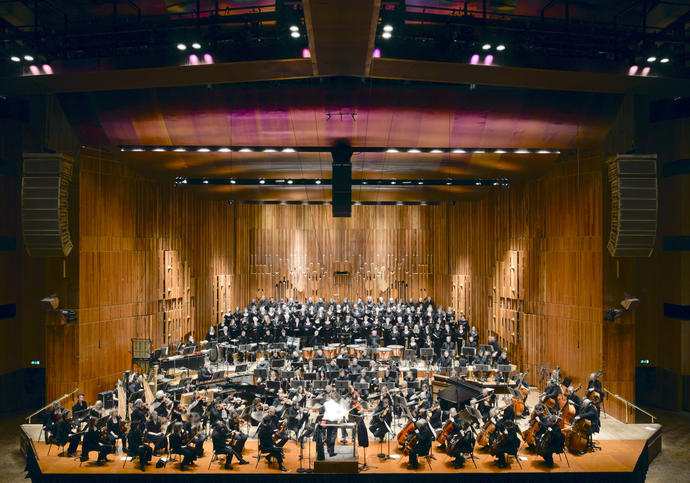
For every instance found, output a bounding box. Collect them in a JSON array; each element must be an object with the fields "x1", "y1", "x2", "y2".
[{"x1": 28, "y1": 436, "x2": 652, "y2": 482}]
